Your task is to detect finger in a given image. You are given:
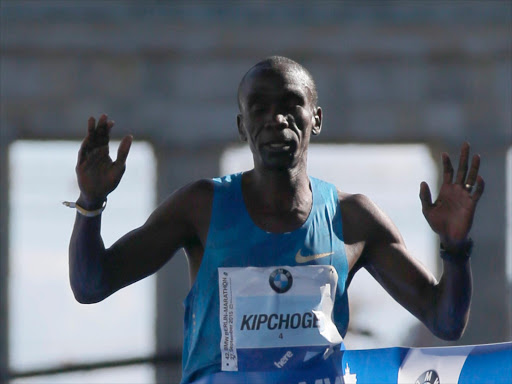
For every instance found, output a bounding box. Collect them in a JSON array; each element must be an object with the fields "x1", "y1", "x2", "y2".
[
  {"x1": 78, "y1": 117, "x2": 96, "y2": 165},
  {"x1": 95, "y1": 114, "x2": 108, "y2": 134},
  {"x1": 442, "y1": 153, "x2": 454, "y2": 184},
  {"x1": 114, "y1": 135, "x2": 133, "y2": 169},
  {"x1": 77, "y1": 137, "x2": 89, "y2": 166},
  {"x1": 95, "y1": 114, "x2": 110, "y2": 145},
  {"x1": 97, "y1": 113, "x2": 108, "y2": 125},
  {"x1": 106, "y1": 119, "x2": 115, "y2": 136},
  {"x1": 472, "y1": 175, "x2": 485, "y2": 202},
  {"x1": 455, "y1": 142, "x2": 470, "y2": 184},
  {"x1": 87, "y1": 116, "x2": 96, "y2": 134},
  {"x1": 419, "y1": 181, "x2": 433, "y2": 212},
  {"x1": 465, "y1": 154, "x2": 480, "y2": 187}
]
